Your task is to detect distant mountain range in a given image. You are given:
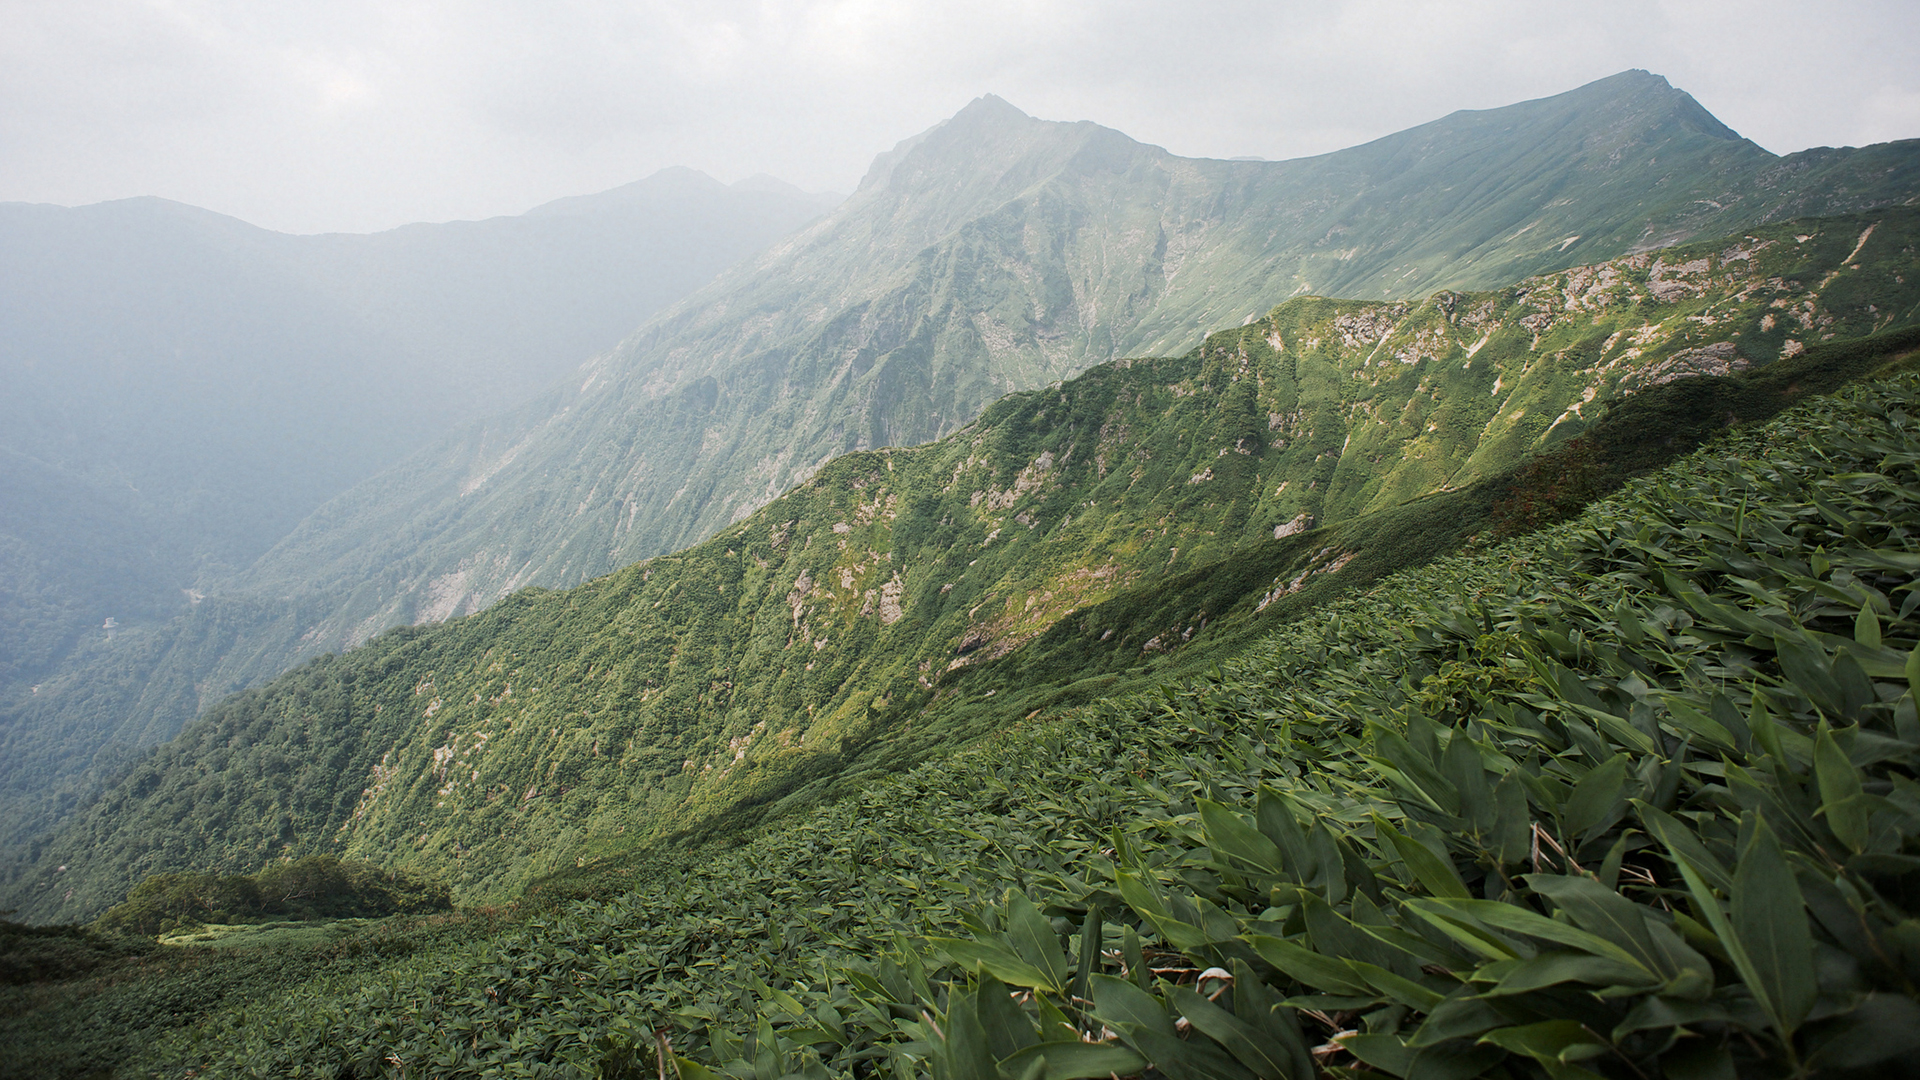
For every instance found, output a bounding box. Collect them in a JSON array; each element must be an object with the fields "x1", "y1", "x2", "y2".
[
  {"x1": 0, "y1": 172, "x2": 838, "y2": 839},
  {"x1": 6, "y1": 69, "x2": 1920, "y2": 896}
]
